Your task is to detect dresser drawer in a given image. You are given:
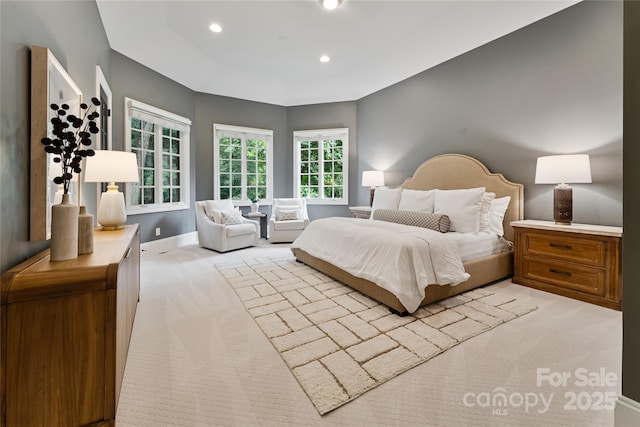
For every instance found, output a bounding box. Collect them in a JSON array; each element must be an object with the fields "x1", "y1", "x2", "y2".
[
  {"x1": 523, "y1": 233, "x2": 604, "y2": 266},
  {"x1": 522, "y1": 257, "x2": 604, "y2": 296}
]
